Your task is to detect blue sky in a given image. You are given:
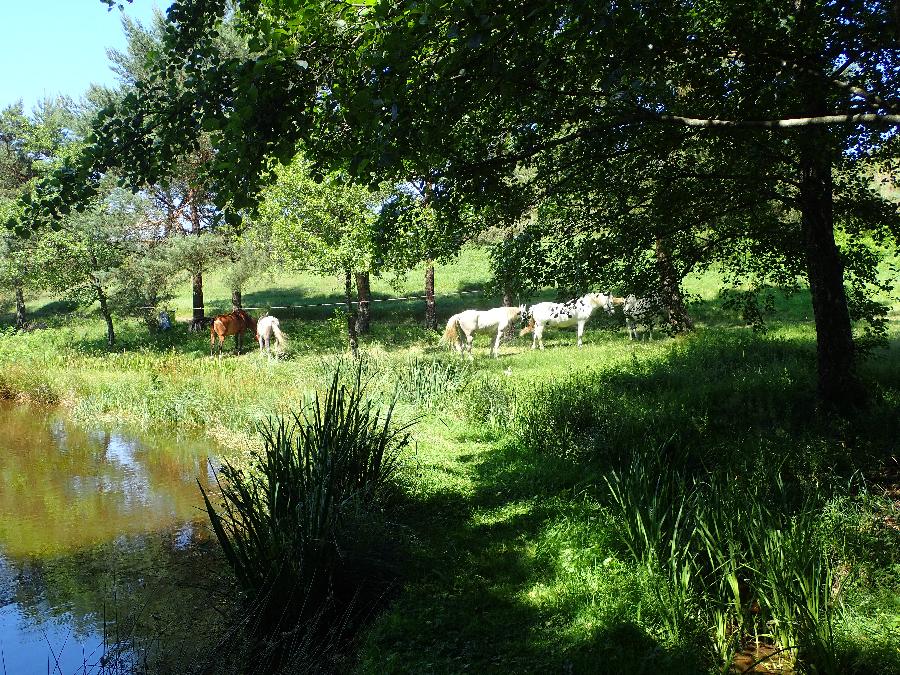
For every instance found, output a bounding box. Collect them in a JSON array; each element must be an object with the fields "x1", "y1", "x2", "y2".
[{"x1": 0, "y1": 1, "x2": 165, "y2": 111}]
